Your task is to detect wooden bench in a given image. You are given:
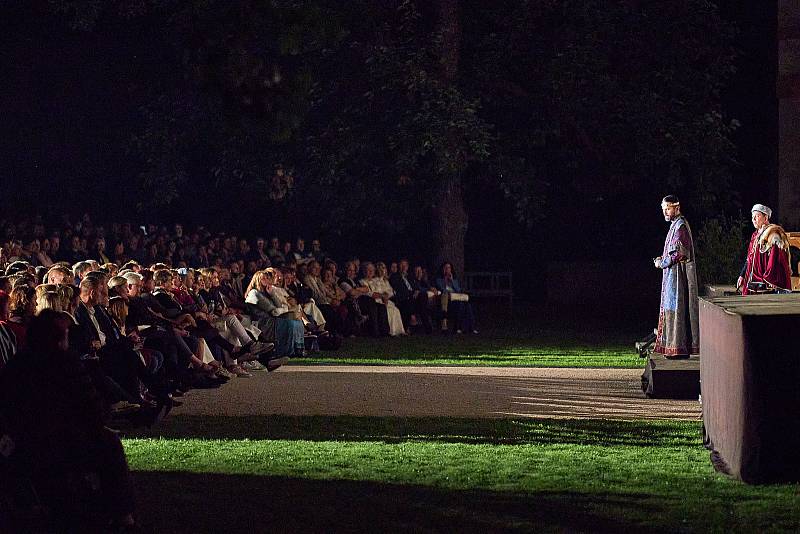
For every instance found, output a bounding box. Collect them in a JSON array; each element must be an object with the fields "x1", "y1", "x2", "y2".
[{"x1": 462, "y1": 271, "x2": 513, "y2": 313}]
